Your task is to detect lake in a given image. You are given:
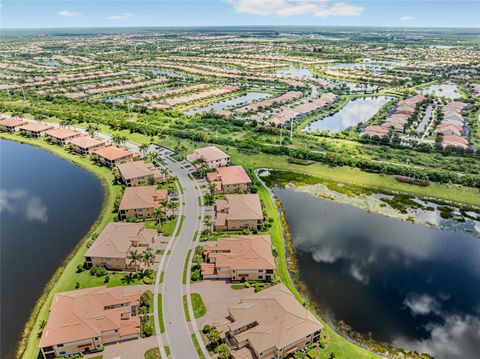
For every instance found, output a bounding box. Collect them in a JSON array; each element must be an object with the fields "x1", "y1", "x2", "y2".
[
  {"x1": 274, "y1": 187, "x2": 480, "y2": 359},
  {"x1": 274, "y1": 67, "x2": 314, "y2": 78},
  {"x1": 0, "y1": 140, "x2": 104, "y2": 359},
  {"x1": 305, "y1": 96, "x2": 392, "y2": 133}
]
